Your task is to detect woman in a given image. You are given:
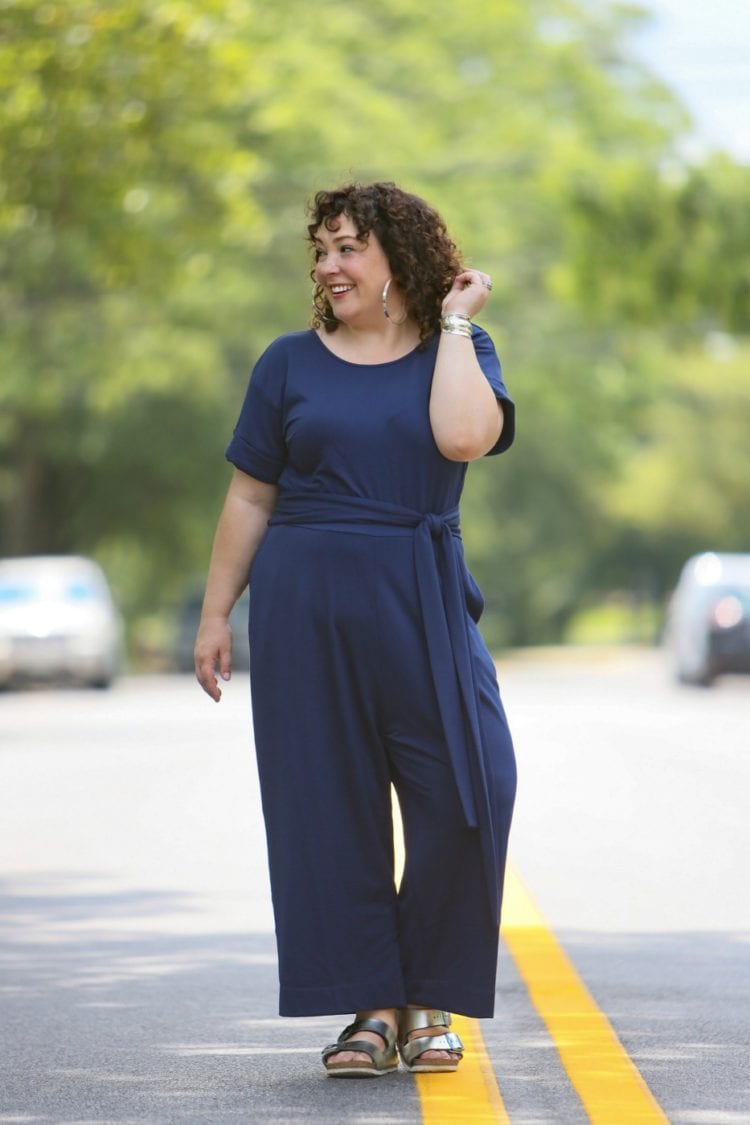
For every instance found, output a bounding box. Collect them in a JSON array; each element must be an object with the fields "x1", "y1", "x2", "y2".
[{"x1": 195, "y1": 182, "x2": 516, "y2": 1078}]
